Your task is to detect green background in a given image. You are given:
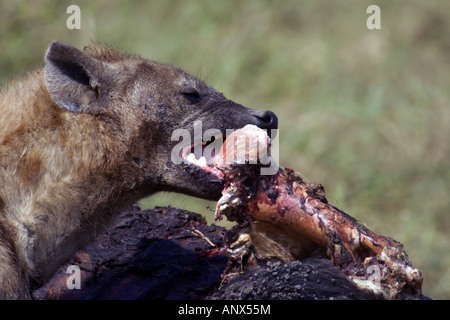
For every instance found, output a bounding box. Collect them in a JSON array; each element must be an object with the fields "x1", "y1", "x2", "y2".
[{"x1": 1, "y1": 0, "x2": 449, "y2": 299}]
